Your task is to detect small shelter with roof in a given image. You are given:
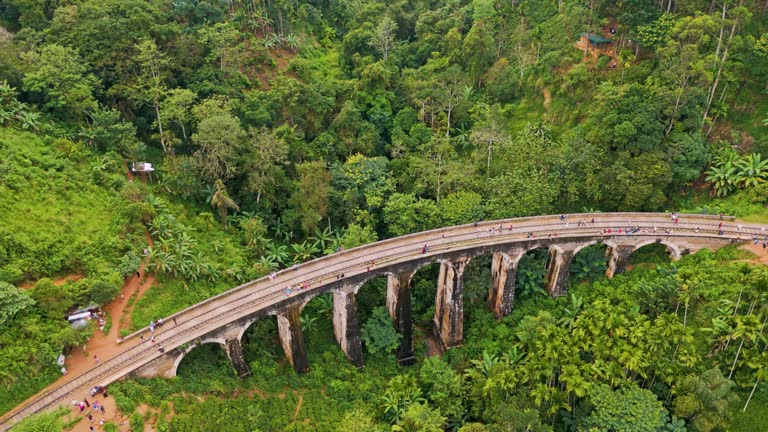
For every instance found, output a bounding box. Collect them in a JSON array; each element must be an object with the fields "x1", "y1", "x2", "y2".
[
  {"x1": 131, "y1": 161, "x2": 155, "y2": 182},
  {"x1": 578, "y1": 32, "x2": 612, "y2": 49}
]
